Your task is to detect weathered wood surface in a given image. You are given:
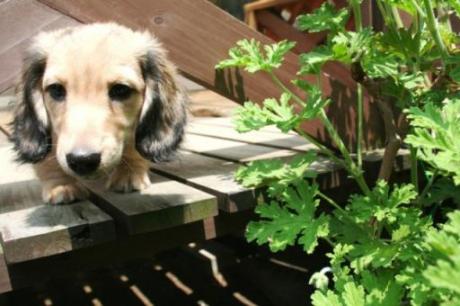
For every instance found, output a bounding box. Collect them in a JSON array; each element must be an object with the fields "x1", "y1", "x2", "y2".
[
  {"x1": 183, "y1": 133, "x2": 298, "y2": 162},
  {"x1": 86, "y1": 174, "x2": 218, "y2": 235},
  {"x1": 188, "y1": 118, "x2": 316, "y2": 152},
  {"x1": 0, "y1": 244, "x2": 12, "y2": 294},
  {"x1": 37, "y1": 0, "x2": 298, "y2": 103},
  {"x1": 152, "y1": 151, "x2": 257, "y2": 213},
  {"x1": 0, "y1": 147, "x2": 116, "y2": 264},
  {"x1": 0, "y1": 0, "x2": 78, "y2": 93}
]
